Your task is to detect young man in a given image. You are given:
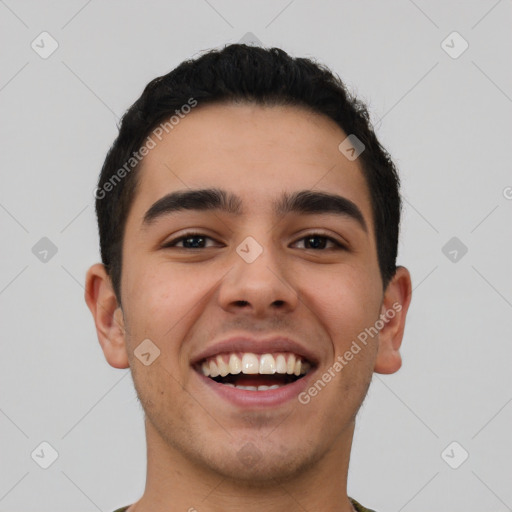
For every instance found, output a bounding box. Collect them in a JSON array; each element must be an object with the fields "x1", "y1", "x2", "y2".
[{"x1": 85, "y1": 44, "x2": 412, "y2": 512}]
